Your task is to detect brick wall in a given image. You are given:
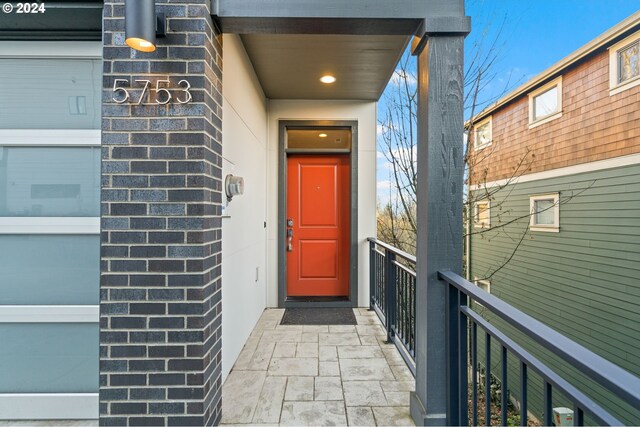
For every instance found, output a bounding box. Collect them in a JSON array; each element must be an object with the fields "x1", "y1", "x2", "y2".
[{"x1": 101, "y1": 1, "x2": 223, "y2": 425}]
